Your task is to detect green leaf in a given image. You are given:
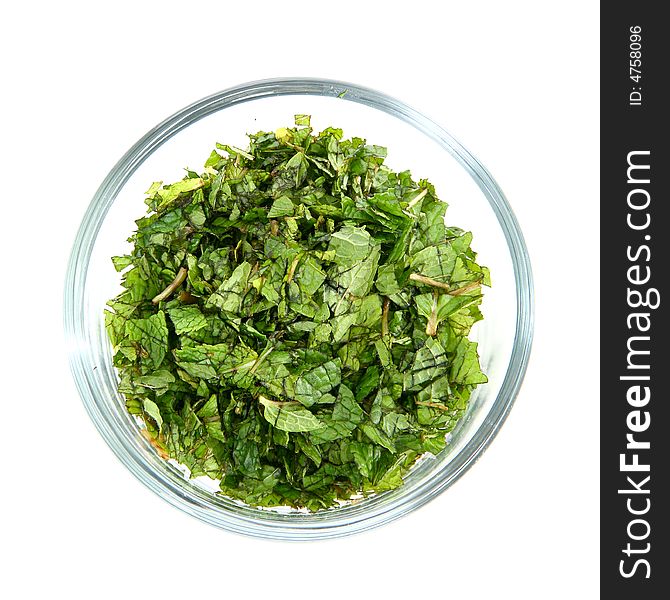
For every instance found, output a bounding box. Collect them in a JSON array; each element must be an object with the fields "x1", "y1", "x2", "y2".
[
  {"x1": 143, "y1": 398, "x2": 163, "y2": 430},
  {"x1": 174, "y1": 342, "x2": 258, "y2": 382},
  {"x1": 294, "y1": 360, "x2": 341, "y2": 407},
  {"x1": 381, "y1": 412, "x2": 411, "y2": 437},
  {"x1": 410, "y1": 243, "x2": 457, "y2": 283},
  {"x1": 206, "y1": 261, "x2": 252, "y2": 313},
  {"x1": 350, "y1": 442, "x2": 381, "y2": 479},
  {"x1": 156, "y1": 177, "x2": 206, "y2": 205},
  {"x1": 403, "y1": 337, "x2": 449, "y2": 392},
  {"x1": 111, "y1": 255, "x2": 133, "y2": 272},
  {"x1": 259, "y1": 397, "x2": 324, "y2": 432},
  {"x1": 168, "y1": 305, "x2": 208, "y2": 335},
  {"x1": 196, "y1": 394, "x2": 219, "y2": 418},
  {"x1": 267, "y1": 196, "x2": 295, "y2": 218},
  {"x1": 328, "y1": 226, "x2": 375, "y2": 264},
  {"x1": 328, "y1": 226, "x2": 380, "y2": 305},
  {"x1": 450, "y1": 338, "x2": 488, "y2": 385},
  {"x1": 136, "y1": 369, "x2": 175, "y2": 395},
  {"x1": 295, "y1": 256, "x2": 327, "y2": 296},
  {"x1": 375, "y1": 263, "x2": 402, "y2": 296},
  {"x1": 360, "y1": 423, "x2": 396, "y2": 453},
  {"x1": 126, "y1": 311, "x2": 169, "y2": 369},
  {"x1": 332, "y1": 384, "x2": 363, "y2": 425}
]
